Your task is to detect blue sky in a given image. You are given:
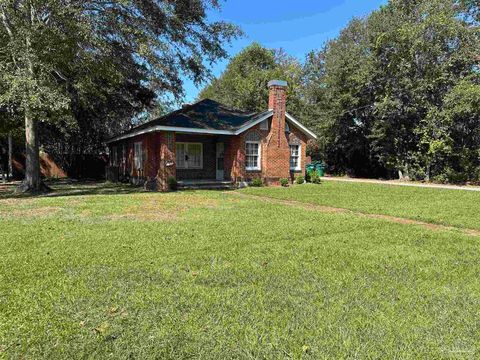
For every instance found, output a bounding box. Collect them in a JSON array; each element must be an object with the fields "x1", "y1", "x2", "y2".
[{"x1": 183, "y1": 0, "x2": 388, "y2": 102}]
